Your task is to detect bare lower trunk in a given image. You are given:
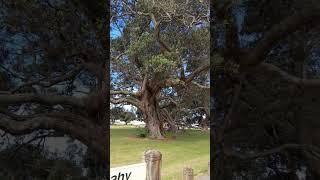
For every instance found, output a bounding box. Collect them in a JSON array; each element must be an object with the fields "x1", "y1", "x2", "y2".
[
  {"x1": 141, "y1": 91, "x2": 164, "y2": 139},
  {"x1": 146, "y1": 115, "x2": 164, "y2": 139}
]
